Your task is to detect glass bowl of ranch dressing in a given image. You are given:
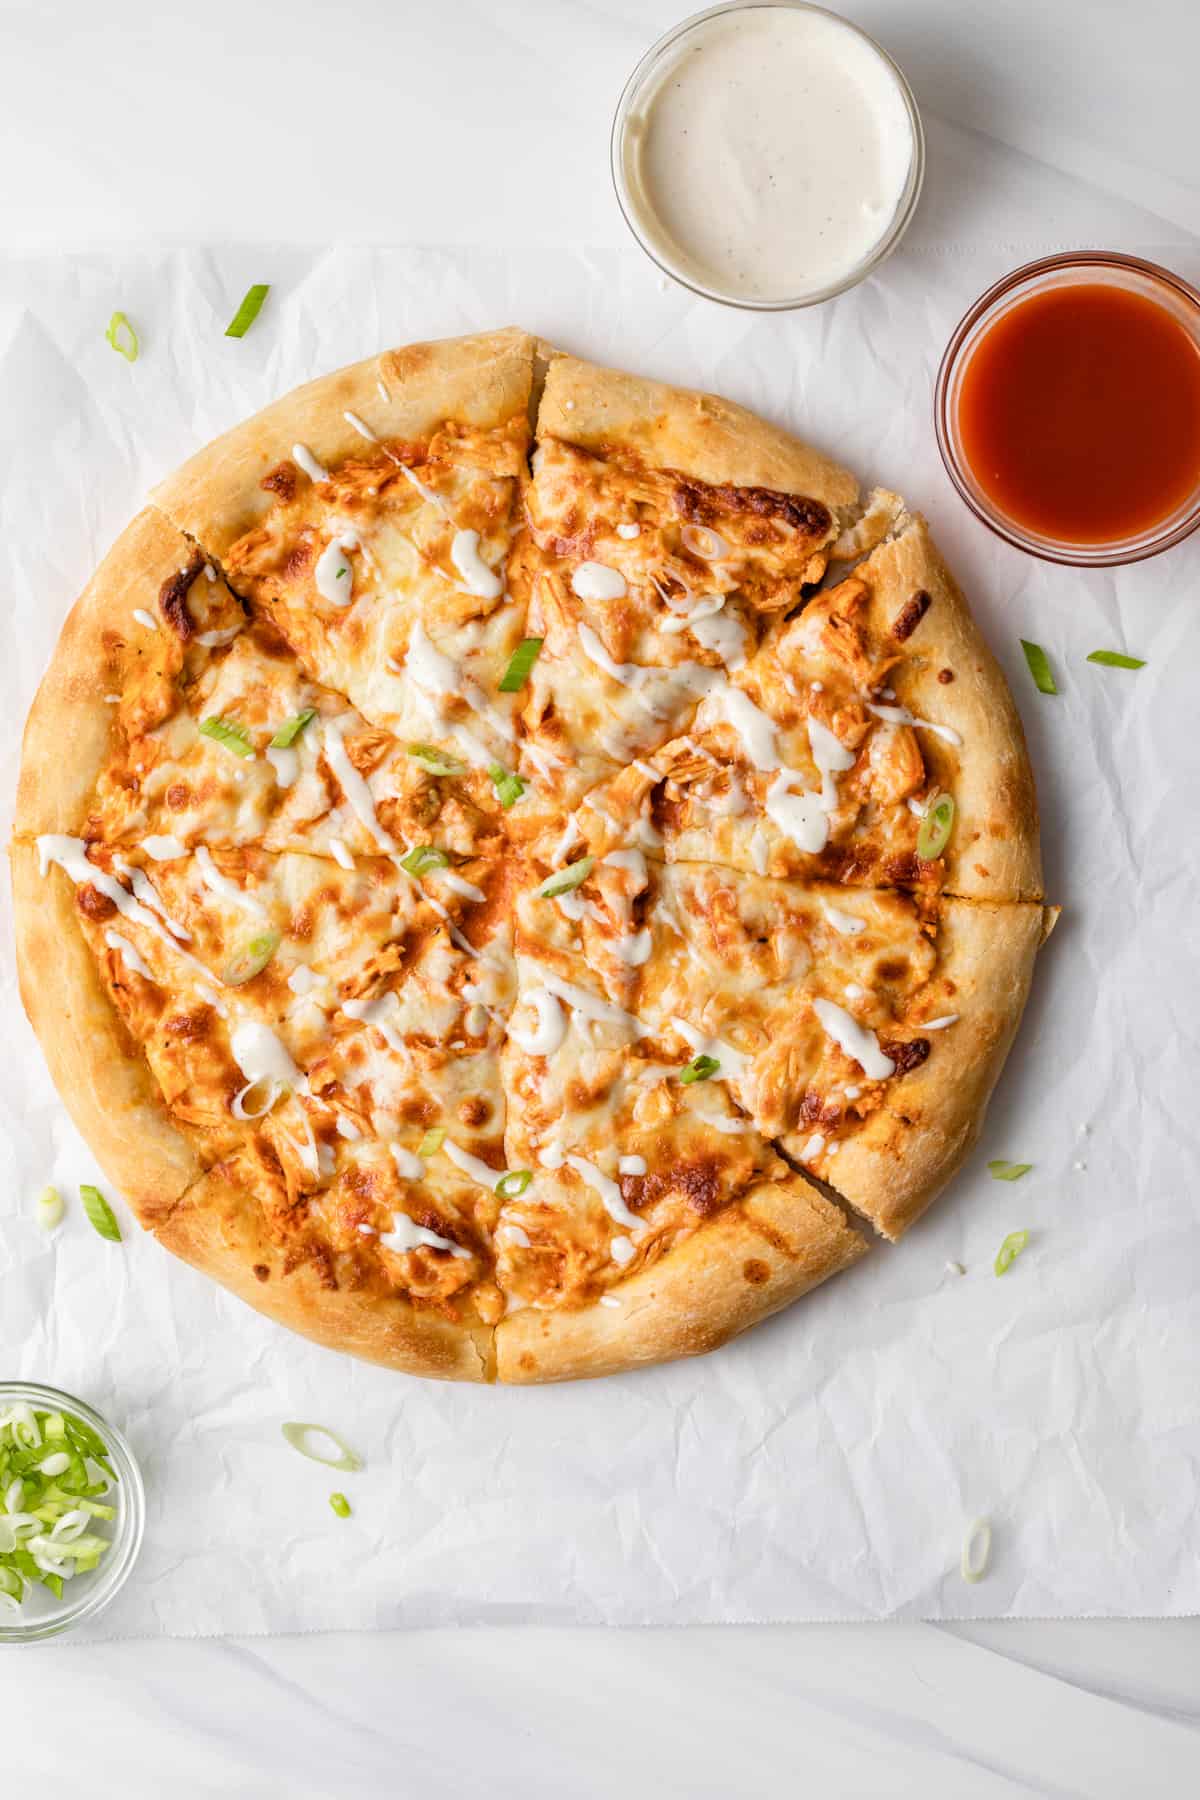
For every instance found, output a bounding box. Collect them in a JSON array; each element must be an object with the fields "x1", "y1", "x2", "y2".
[{"x1": 612, "y1": 2, "x2": 924, "y2": 309}]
